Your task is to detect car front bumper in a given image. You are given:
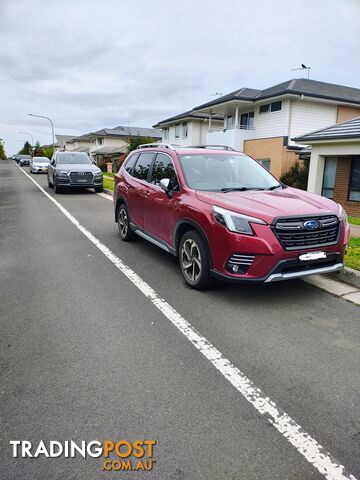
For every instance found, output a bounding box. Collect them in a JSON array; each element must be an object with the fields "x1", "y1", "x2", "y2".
[{"x1": 208, "y1": 220, "x2": 347, "y2": 283}]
